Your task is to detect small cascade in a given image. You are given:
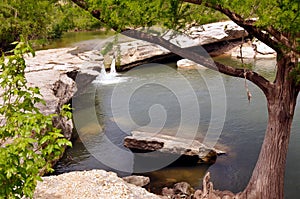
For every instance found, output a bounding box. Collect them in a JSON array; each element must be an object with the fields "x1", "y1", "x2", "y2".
[
  {"x1": 93, "y1": 58, "x2": 127, "y2": 85},
  {"x1": 100, "y1": 64, "x2": 107, "y2": 77},
  {"x1": 110, "y1": 58, "x2": 117, "y2": 76}
]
